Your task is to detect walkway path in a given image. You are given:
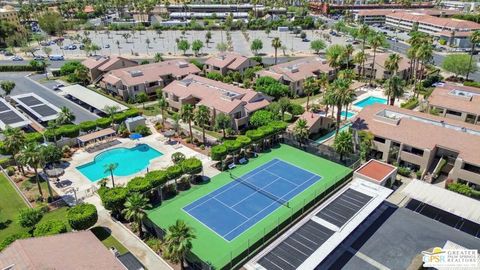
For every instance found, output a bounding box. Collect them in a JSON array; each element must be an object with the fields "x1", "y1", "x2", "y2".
[{"x1": 86, "y1": 195, "x2": 173, "y2": 270}]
